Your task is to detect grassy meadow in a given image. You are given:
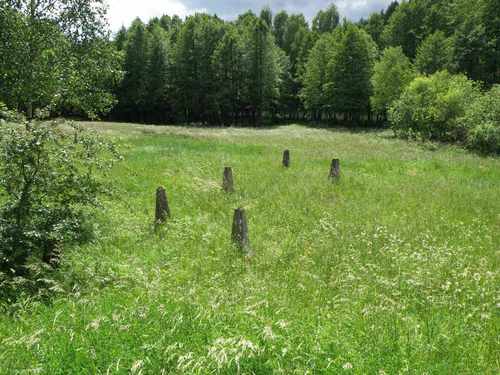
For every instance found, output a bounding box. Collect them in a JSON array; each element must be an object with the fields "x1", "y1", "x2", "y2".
[{"x1": 0, "y1": 123, "x2": 499, "y2": 374}]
